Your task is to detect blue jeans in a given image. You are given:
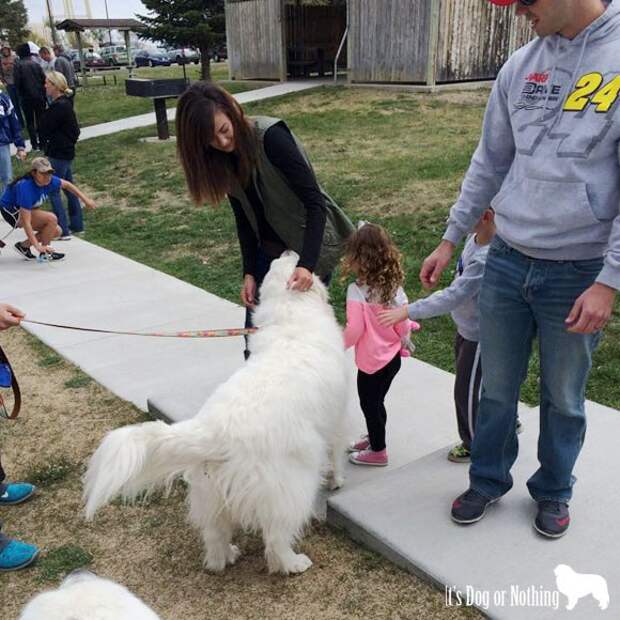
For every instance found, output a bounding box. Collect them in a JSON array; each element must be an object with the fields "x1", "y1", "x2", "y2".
[
  {"x1": 48, "y1": 157, "x2": 83, "y2": 235},
  {"x1": 470, "y1": 236, "x2": 603, "y2": 504},
  {"x1": 0, "y1": 144, "x2": 11, "y2": 194}
]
